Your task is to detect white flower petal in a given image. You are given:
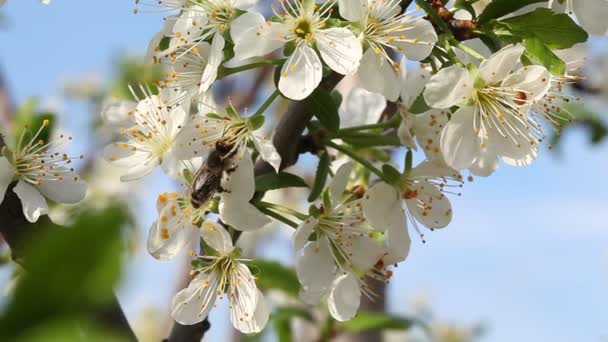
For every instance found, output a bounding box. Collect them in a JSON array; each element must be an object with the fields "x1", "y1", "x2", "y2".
[
  {"x1": 200, "y1": 220, "x2": 234, "y2": 255},
  {"x1": 423, "y1": 66, "x2": 474, "y2": 108},
  {"x1": 339, "y1": 87, "x2": 386, "y2": 127},
  {"x1": 356, "y1": 49, "x2": 401, "y2": 101},
  {"x1": 13, "y1": 181, "x2": 48, "y2": 223},
  {"x1": 329, "y1": 162, "x2": 354, "y2": 206},
  {"x1": 328, "y1": 273, "x2": 360, "y2": 322},
  {"x1": 316, "y1": 27, "x2": 362, "y2": 75},
  {"x1": 101, "y1": 99, "x2": 136, "y2": 127},
  {"x1": 251, "y1": 134, "x2": 281, "y2": 172},
  {"x1": 147, "y1": 209, "x2": 195, "y2": 261},
  {"x1": 0, "y1": 157, "x2": 14, "y2": 204},
  {"x1": 222, "y1": 149, "x2": 255, "y2": 201},
  {"x1": 295, "y1": 237, "x2": 336, "y2": 295},
  {"x1": 233, "y1": 0, "x2": 257, "y2": 10},
  {"x1": 233, "y1": 289, "x2": 270, "y2": 334},
  {"x1": 478, "y1": 44, "x2": 525, "y2": 84},
  {"x1": 440, "y1": 106, "x2": 480, "y2": 170},
  {"x1": 293, "y1": 217, "x2": 317, "y2": 252},
  {"x1": 363, "y1": 182, "x2": 403, "y2": 232},
  {"x1": 199, "y1": 33, "x2": 225, "y2": 94},
  {"x1": 383, "y1": 219, "x2": 411, "y2": 265},
  {"x1": 220, "y1": 200, "x2": 271, "y2": 231},
  {"x1": 339, "y1": 0, "x2": 366, "y2": 21},
  {"x1": 413, "y1": 110, "x2": 450, "y2": 164},
  {"x1": 400, "y1": 65, "x2": 430, "y2": 108},
  {"x1": 469, "y1": 146, "x2": 499, "y2": 177},
  {"x1": 37, "y1": 167, "x2": 87, "y2": 204},
  {"x1": 171, "y1": 272, "x2": 219, "y2": 325},
  {"x1": 279, "y1": 45, "x2": 323, "y2": 100},
  {"x1": 501, "y1": 65, "x2": 551, "y2": 102},
  {"x1": 392, "y1": 17, "x2": 438, "y2": 61},
  {"x1": 573, "y1": 0, "x2": 608, "y2": 36},
  {"x1": 404, "y1": 180, "x2": 452, "y2": 229},
  {"x1": 346, "y1": 233, "x2": 385, "y2": 272},
  {"x1": 120, "y1": 157, "x2": 159, "y2": 182},
  {"x1": 231, "y1": 12, "x2": 287, "y2": 61},
  {"x1": 398, "y1": 110, "x2": 416, "y2": 149},
  {"x1": 229, "y1": 264, "x2": 261, "y2": 333}
]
